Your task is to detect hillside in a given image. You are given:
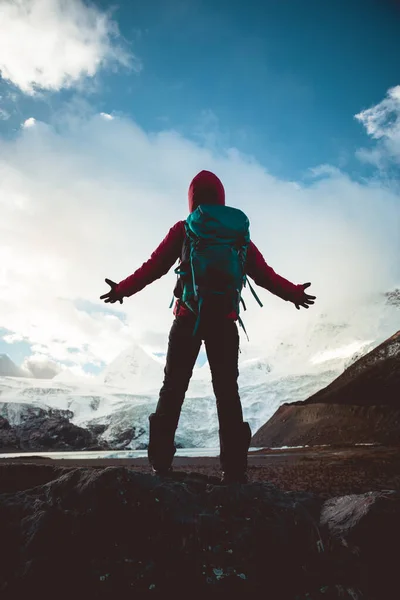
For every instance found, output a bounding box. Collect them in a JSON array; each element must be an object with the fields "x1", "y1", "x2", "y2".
[{"x1": 251, "y1": 331, "x2": 400, "y2": 448}]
